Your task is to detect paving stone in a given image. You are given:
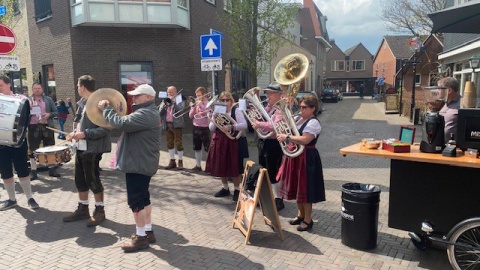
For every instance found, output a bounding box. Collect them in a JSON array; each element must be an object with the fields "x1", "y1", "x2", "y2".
[{"x1": 0, "y1": 98, "x2": 453, "y2": 269}]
